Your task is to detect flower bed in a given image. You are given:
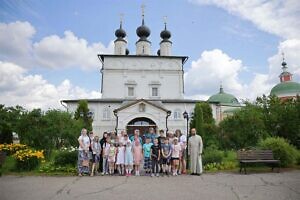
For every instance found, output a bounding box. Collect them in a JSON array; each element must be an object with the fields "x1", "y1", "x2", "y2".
[{"x1": 0, "y1": 143, "x2": 27, "y2": 156}]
